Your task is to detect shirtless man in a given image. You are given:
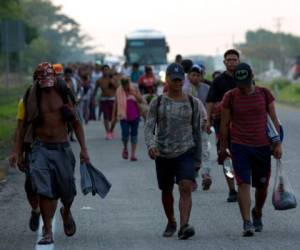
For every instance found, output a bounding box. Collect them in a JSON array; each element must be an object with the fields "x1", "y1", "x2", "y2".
[
  {"x1": 95, "y1": 65, "x2": 118, "y2": 139},
  {"x1": 10, "y1": 62, "x2": 90, "y2": 245}
]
